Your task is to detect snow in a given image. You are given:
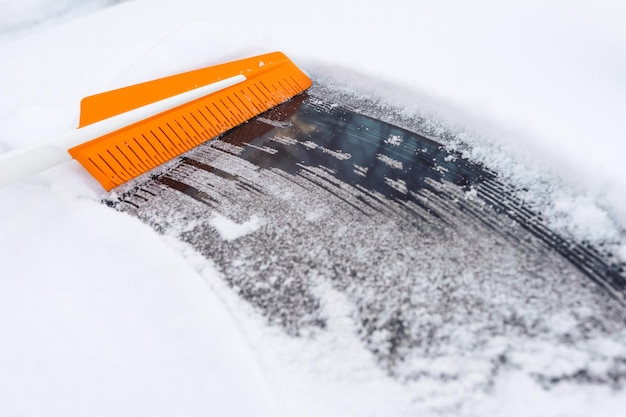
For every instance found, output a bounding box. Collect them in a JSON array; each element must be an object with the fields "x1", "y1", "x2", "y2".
[
  {"x1": 619, "y1": 245, "x2": 626, "y2": 263},
  {"x1": 0, "y1": 167, "x2": 278, "y2": 416},
  {"x1": 0, "y1": 0, "x2": 125, "y2": 42},
  {"x1": 1, "y1": 0, "x2": 625, "y2": 416},
  {"x1": 210, "y1": 213, "x2": 264, "y2": 241}
]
